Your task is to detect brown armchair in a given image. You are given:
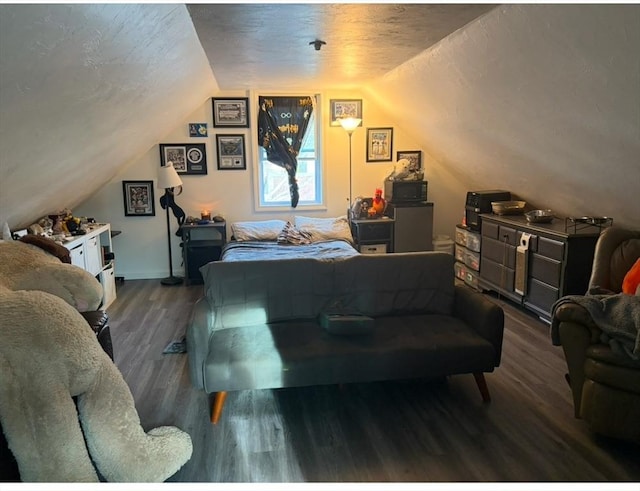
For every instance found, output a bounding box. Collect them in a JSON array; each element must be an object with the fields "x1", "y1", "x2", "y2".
[{"x1": 551, "y1": 226, "x2": 640, "y2": 442}]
